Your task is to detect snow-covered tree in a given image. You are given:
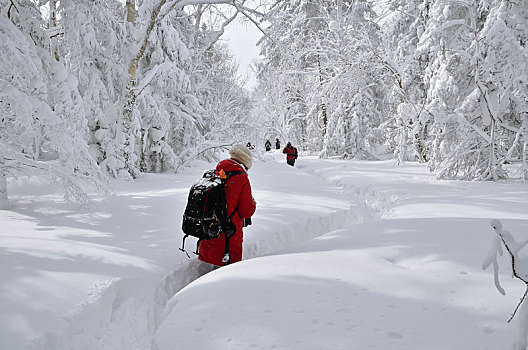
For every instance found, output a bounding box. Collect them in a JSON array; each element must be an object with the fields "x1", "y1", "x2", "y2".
[
  {"x1": 257, "y1": 0, "x2": 391, "y2": 157},
  {"x1": 133, "y1": 1, "x2": 199, "y2": 173},
  {"x1": 47, "y1": 0, "x2": 136, "y2": 179},
  {"x1": 48, "y1": 0, "x2": 260, "y2": 177},
  {"x1": 255, "y1": 0, "x2": 315, "y2": 151},
  {"x1": 197, "y1": 42, "x2": 251, "y2": 145},
  {"x1": 318, "y1": 0, "x2": 389, "y2": 159},
  {"x1": 0, "y1": 0, "x2": 107, "y2": 205},
  {"x1": 411, "y1": 0, "x2": 527, "y2": 180},
  {"x1": 383, "y1": 0, "x2": 432, "y2": 164}
]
